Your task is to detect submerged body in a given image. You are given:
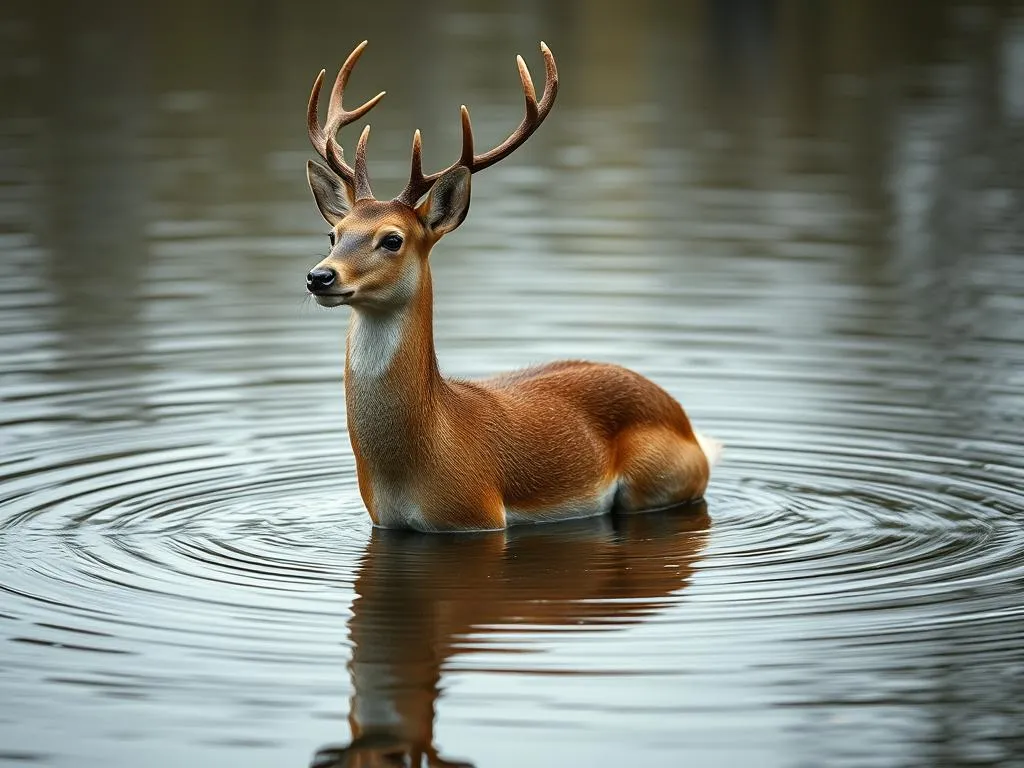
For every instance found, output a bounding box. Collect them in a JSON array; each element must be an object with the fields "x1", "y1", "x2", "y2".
[
  {"x1": 303, "y1": 41, "x2": 719, "y2": 531},
  {"x1": 342, "y1": 272, "x2": 719, "y2": 532}
]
